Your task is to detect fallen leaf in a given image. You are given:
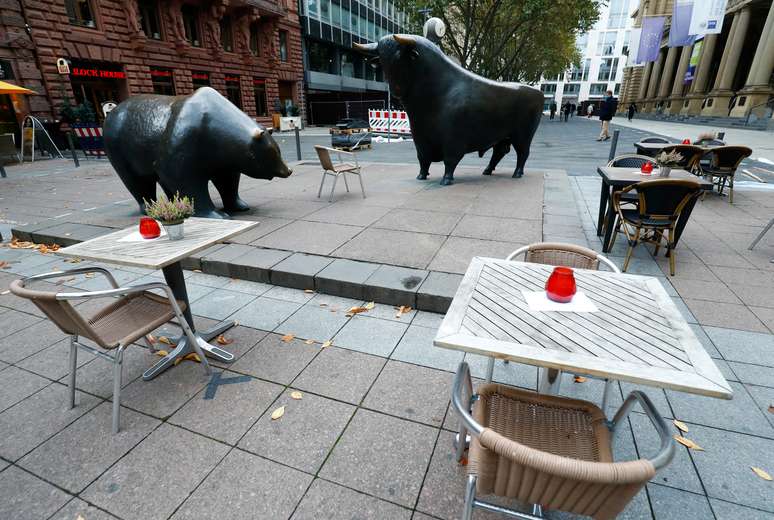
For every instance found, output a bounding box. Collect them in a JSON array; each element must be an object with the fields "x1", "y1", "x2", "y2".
[
  {"x1": 155, "y1": 349, "x2": 169, "y2": 357},
  {"x1": 304, "y1": 289, "x2": 315, "y2": 294},
  {"x1": 158, "y1": 336, "x2": 173, "y2": 345},
  {"x1": 84, "y1": 272, "x2": 96, "y2": 278},
  {"x1": 346, "y1": 305, "x2": 369, "y2": 317},
  {"x1": 673, "y1": 420, "x2": 689, "y2": 433},
  {"x1": 76, "y1": 515, "x2": 86, "y2": 520},
  {"x1": 0, "y1": 290, "x2": 9, "y2": 295},
  {"x1": 768, "y1": 405, "x2": 774, "y2": 414},
  {"x1": 321, "y1": 340, "x2": 332, "y2": 348},
  {"x1": 752, "y1": 467, "x2": 773, "y2": 481},
  {"x1": 573, "y1": 376, "x2": 587, "y2": 383},
  {"x1": 290, "y1": 391, "x2": 303, "y2": 400},
  {"x1": 364, "y1": 301, "x2": 375, "y2": 310},
  {"x1": 216, "y1": 334, "x2": 233, "y2": 345},
  {"x1": 319, "y1": 303, "x2": 328, "y2": 307},
  {"x1": 304, "y1": 339, "x2": 315, "y2": 345},
  {"x1": 9, "y1": 238, "x2": 35, "y2": 249},
  {"x1": 281, "y1": 333, "x2": 295, "y2": 343},
  {"x1": 147, "y1": 334, "x2": 156, "y2": 343},
  {"x1": 0, "y1": 261, "x2": 9, "y2": 269},
  {"x1": 182, "y1": 353, "x2": 201, "y2": 363},
  {"x1": 394, "y1": 305, "x2": 412, "y2": 318},
  {"x1": 271, "y1": 405, "x2": 285, "y2": 420},
  {"x1": 674, "y1": 435, "x2": 704, "y2": 451},
  {"x1": 64, "y1": 257, "x2": 82, "y2": 264}
]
